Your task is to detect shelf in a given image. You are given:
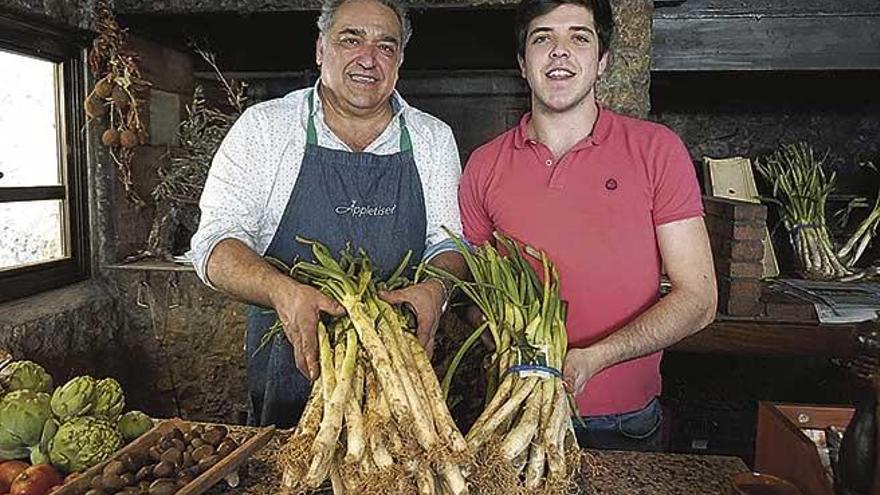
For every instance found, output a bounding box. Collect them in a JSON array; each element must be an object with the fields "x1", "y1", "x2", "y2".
[{"x1": 105, "y1": 260, "x2": 195, "y2": 273}]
